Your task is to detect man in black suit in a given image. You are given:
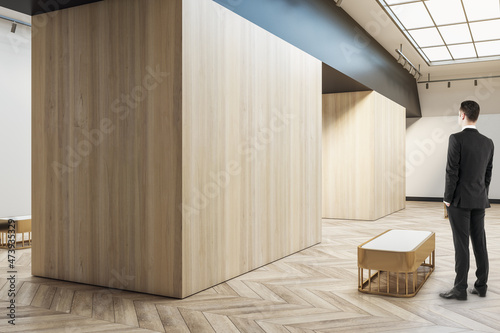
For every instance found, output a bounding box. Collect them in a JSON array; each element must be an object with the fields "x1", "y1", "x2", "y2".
[{"x1": 440, "y1": 100, "x2": 494, "y2": 301}]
